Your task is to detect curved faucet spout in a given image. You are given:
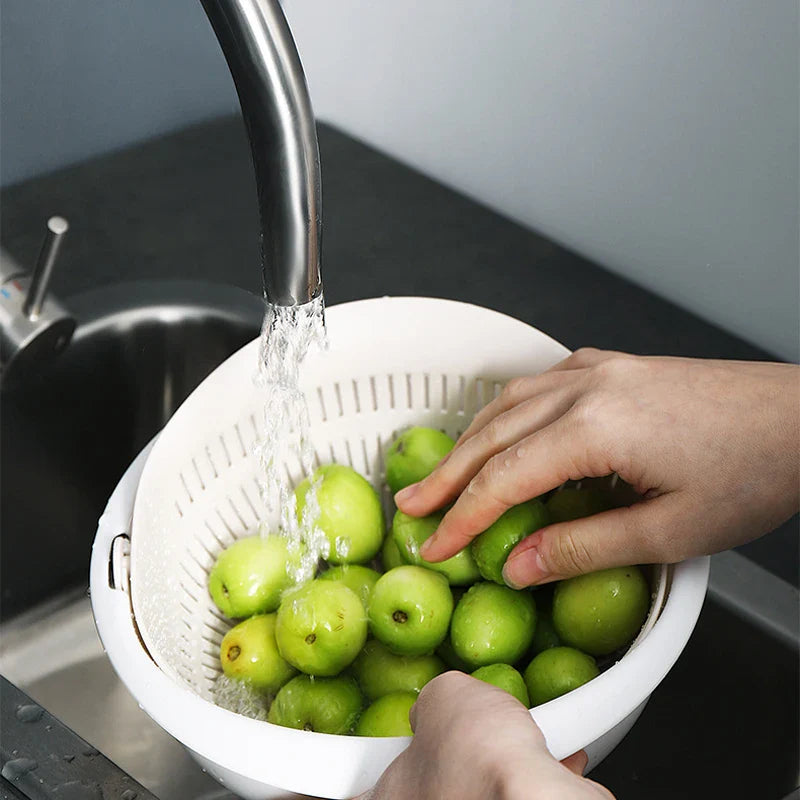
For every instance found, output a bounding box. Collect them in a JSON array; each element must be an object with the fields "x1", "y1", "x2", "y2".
[{"x1": 201, "y1": 0, "x2": 322, "y2": 306}]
